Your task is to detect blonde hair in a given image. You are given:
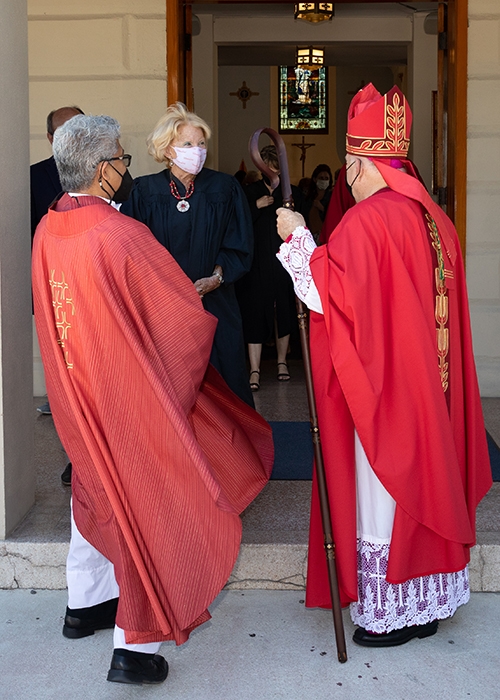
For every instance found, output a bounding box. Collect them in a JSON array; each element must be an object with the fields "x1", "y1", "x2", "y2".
[{"x1": 146, "y1": 102, "x2": 211, "y2": 164}]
